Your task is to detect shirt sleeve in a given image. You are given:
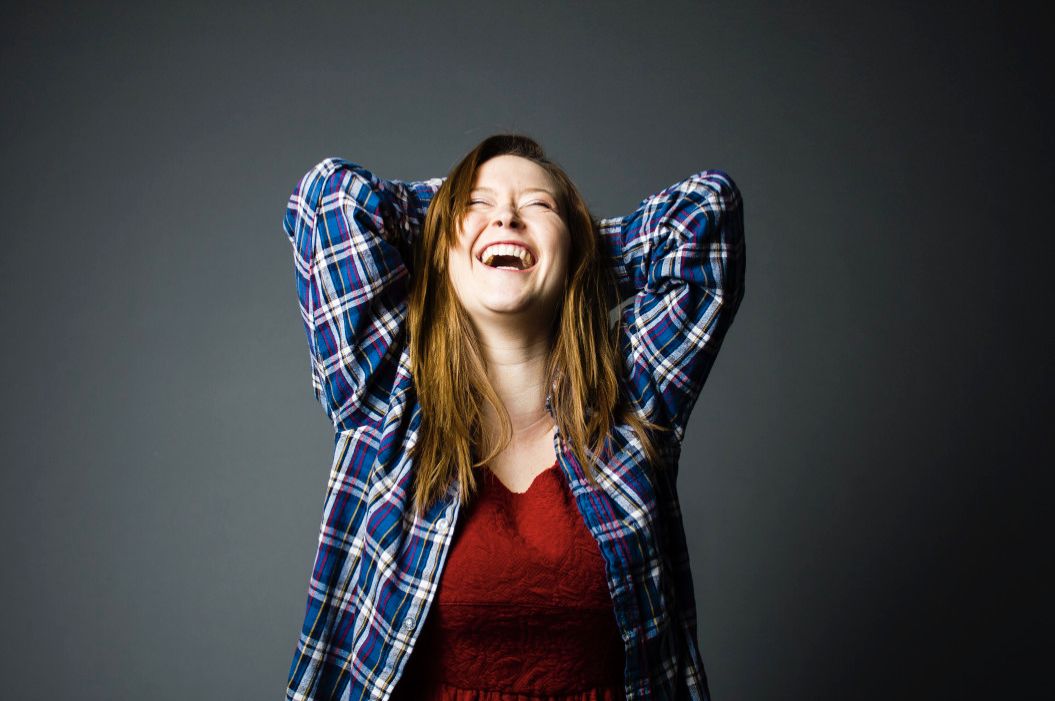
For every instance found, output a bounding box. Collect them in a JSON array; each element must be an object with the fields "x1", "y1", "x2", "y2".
[
  {"x1": 597, "y1": 170, "x2": 746, "y2": 443},
  {"x1": 281, "y1": 157, "x2": 444, "y2": 431}
]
